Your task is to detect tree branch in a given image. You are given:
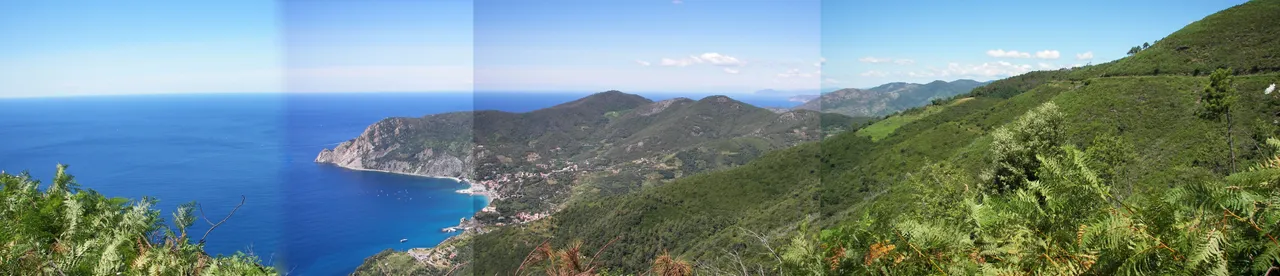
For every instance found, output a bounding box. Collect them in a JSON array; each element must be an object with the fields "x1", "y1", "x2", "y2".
[
  {"x1": 198, "y1": 195, "x2": 246, "y2": 245},
  {"x1": 515, "y1": 239, "x2": 550, "y2": 275},
  {"x1": 443, "y1": 261, "x2": 467, "y2": 275},
  {"x1": 46, "y1": 260, "x2": 66, "y2": 276},
  {"x1": 583, "y1": 236, "x2": 622, "y2": 273},
  {"x1": 739, "y1": 227, "x2": 784, "y2": 265}
]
